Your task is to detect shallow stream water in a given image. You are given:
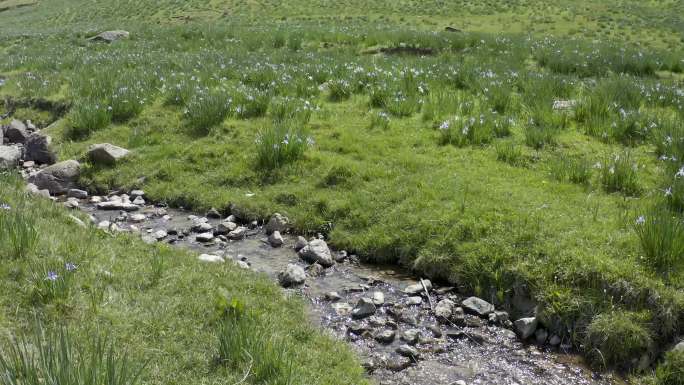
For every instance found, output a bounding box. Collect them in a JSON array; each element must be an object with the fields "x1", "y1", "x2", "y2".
[{"x1": 74, "y1": 196, "x2": 617, "y2": 385}]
